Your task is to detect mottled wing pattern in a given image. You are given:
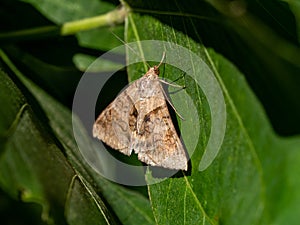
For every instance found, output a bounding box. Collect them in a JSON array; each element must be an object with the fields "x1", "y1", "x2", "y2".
[
  {"x1": 130, "y1": 97, "x2": 188, "y2": 171},
  {"x1": 93, "y1": 82, "x2": 138, "y2": 156},
  {"x1": 93, "y1": 67, "x2": 188, "y2": 171}
]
